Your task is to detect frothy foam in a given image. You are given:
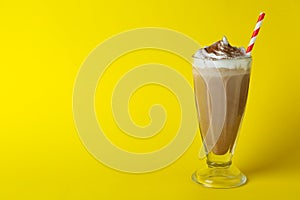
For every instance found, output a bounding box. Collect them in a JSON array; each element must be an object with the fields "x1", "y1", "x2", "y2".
[{"x1": 193, "y1": 57, "x2": 252, "y2": 70}]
